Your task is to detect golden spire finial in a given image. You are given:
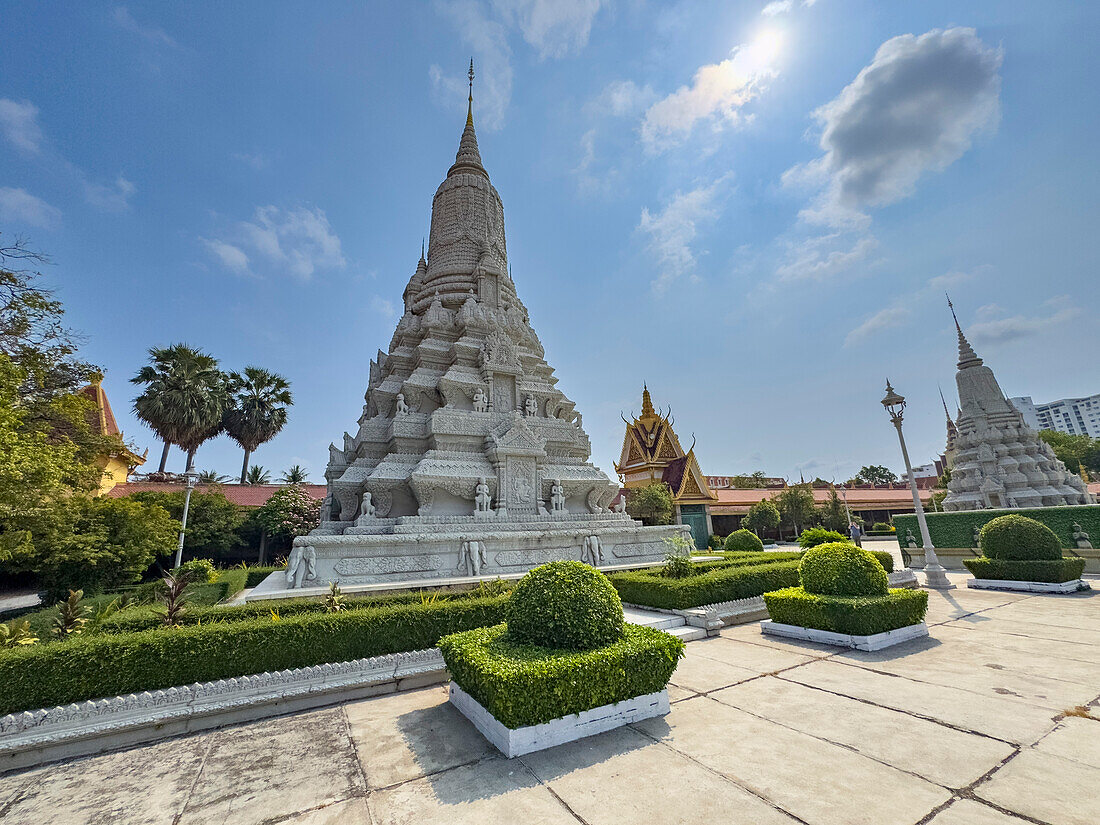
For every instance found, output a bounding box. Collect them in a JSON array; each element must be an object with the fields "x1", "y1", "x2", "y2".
[{"x1": 466, "y1": 58, "x2": 474, "y2": 126}]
